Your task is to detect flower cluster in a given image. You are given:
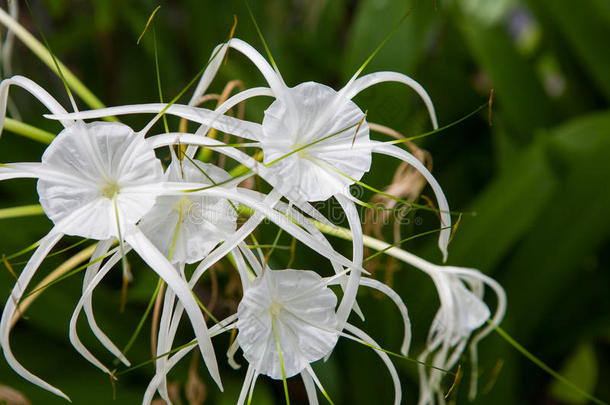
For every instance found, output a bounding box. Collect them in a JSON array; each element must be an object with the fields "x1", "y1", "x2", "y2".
[{"x1": 0, "y1": 26, "x2": 505, "y2": 405}]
